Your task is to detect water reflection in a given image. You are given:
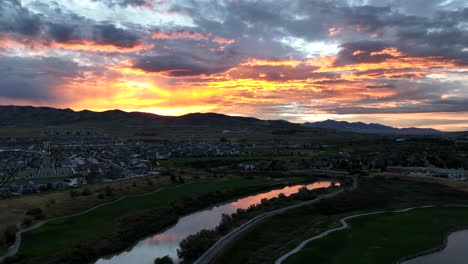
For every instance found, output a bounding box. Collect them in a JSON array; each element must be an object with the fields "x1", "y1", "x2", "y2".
[
  {"x1": 402, "y1": 229, "x2": 468, "y2": 264},
  {"x1": 96, "y1": 181, "x2": 335, "y2": 264}
]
